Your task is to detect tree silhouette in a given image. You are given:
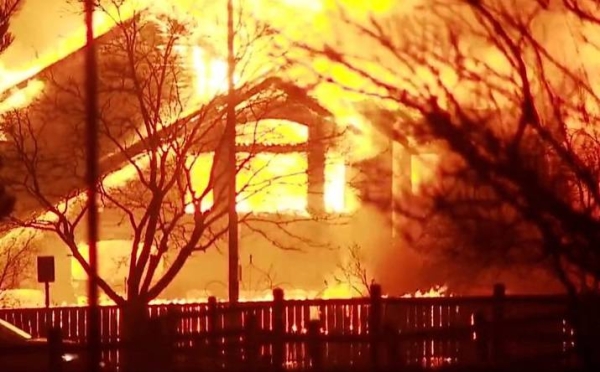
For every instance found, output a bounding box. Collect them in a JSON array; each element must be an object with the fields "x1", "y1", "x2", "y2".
[
  {"x1": 295, "y1": 1, "x2": 600, "y2": 366},
  {"x1": 0, "y1": 0, "x2": 21, "y2": 218},
  {"x1": 2, "y1": 3, "x2": 340, "y2": 370}
]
